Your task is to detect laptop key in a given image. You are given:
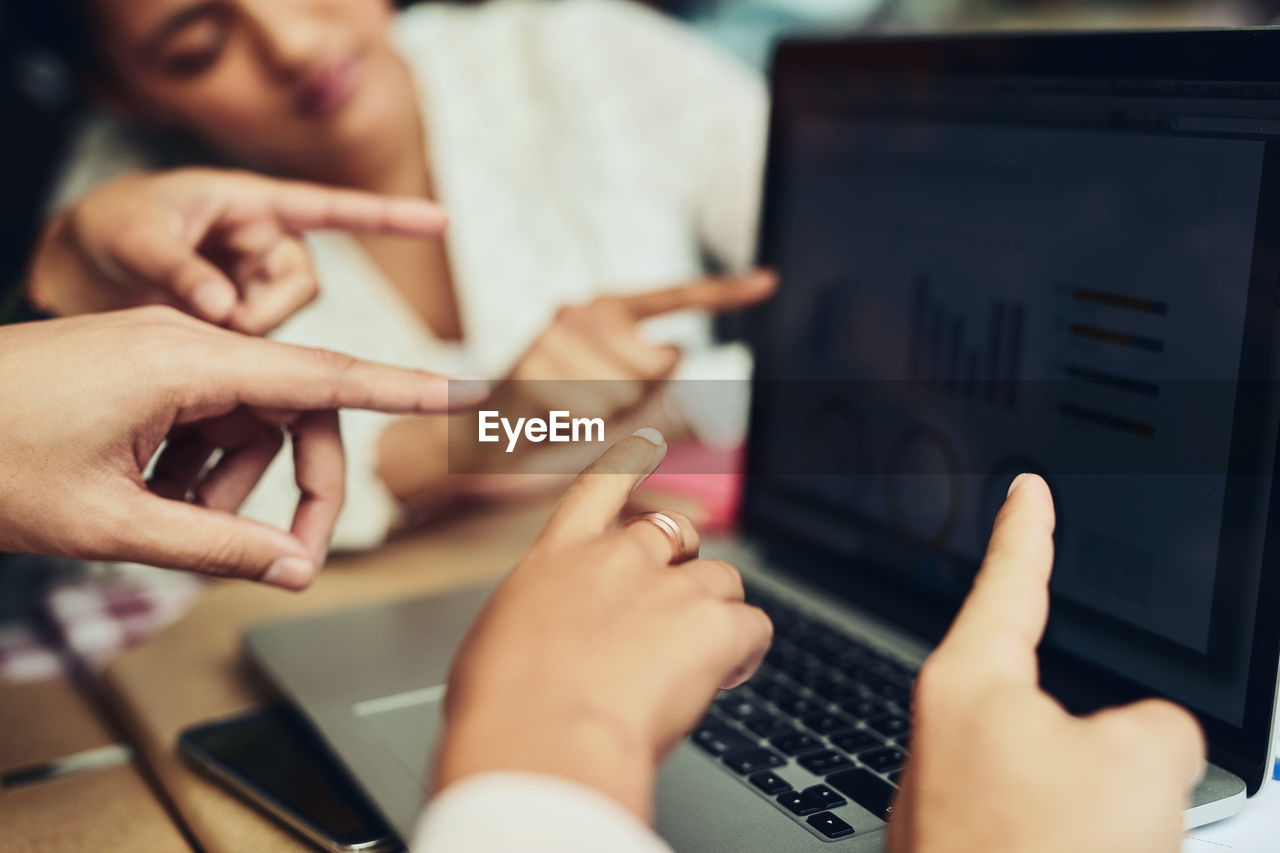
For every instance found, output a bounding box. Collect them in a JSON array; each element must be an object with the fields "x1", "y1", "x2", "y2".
[
  {"x1": 723, "y1": 747, "x2": 785, "y2": 775},
  {"x1": 860, "y1": 746, "x2": 906, "y2": 773},
  {"x1": 766, "y1": 646, "x2": 806, "y2": 671},
  {"x1": 841, "y1": 698, "x2": 882, "y2": 719},
  {"x1": 876, "y1": 683, "x2": 911, "y2": 706},
  {"x1": 771, "y1": 730, "x2": 822, "y2": 756},
  {"x1": 692, "y1": 722, "x2": 755, "y2": 756},
  {"x1": 715, "y1": 696, "x2": 764, "y2": 720},
  {"x1": 866, "y1": 714, "x2": 909, "y2": 739},
  {"x1": 772, "y1": 691, "x2": 819, "y2": 718},
  {"x1": 799, "y1": 749, "x2": 854, "y2": 774},
  {"x1": 802, "y1": 784, "x2": 847, "y2": 810},
  {"x1": 827, "y1": 768, "x2": 899, "y2": 821},
  {"x1": 808, "y1": 812, "x2": 856, "y2": 839},
  {"x1": 784, "y1": 666, "x2": 829, "y2": 691},
  {"x1": 750, "y1": 677, "x2": 798, "y2": 704},
  {"x1": 749, "y1": 769, "x2": 792, "y2": 795},
  {"x1": 777, "y1": 789, "x2": 824, "y2": 816},
  {"x1": 809, "y1": 677, "x2": 860, "y2": 703},
  {"x1": 801, "y1": 711, "x2": 856, "y2": 736},
  {"x1": 888, "y1": 770, "x2": 903, "y2": 785},
  {"x1": 831, "y1": 729, "x2": 882, "y2": 753},
  {"x1": 742, "y1": 712, "x2": 793, "y2": 739}
]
